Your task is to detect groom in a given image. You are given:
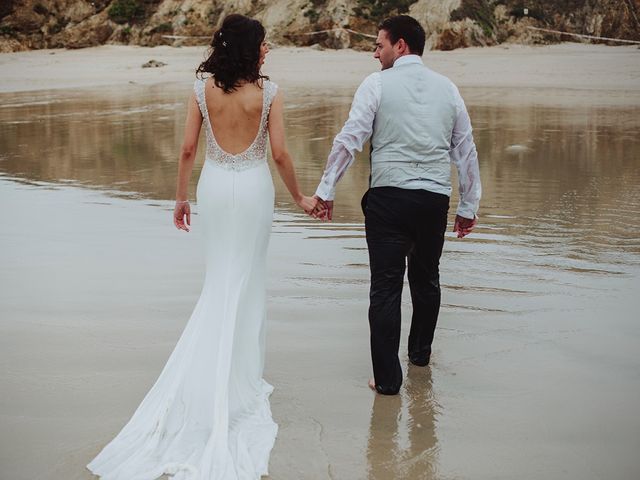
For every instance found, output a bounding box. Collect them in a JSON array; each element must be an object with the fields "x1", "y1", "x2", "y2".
[{"x1": 312, "y1": 15, "x2": 481, "y2": 395}]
